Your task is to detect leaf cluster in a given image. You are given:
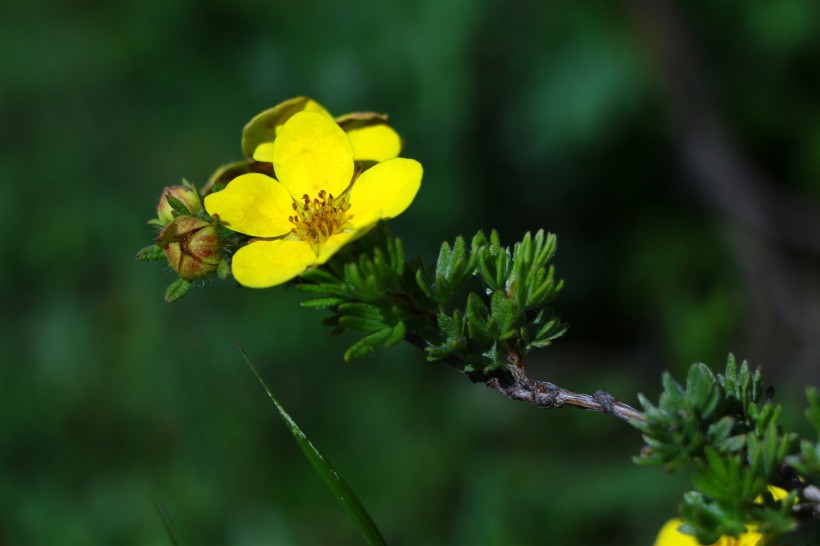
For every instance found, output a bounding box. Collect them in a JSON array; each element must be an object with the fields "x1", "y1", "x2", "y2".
[
  {"x1": 294, "y1": 225, "x2": 567, "y2": 371},
  {"x1": 417, "y1": 229, "x2": 566, "y2": 373},
  {"x1": 295, "y1": 224, "x2": 432, "y2": 362},
  {"x1": 634, "y1": 355, "x2": 813, "y2": 543}
]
